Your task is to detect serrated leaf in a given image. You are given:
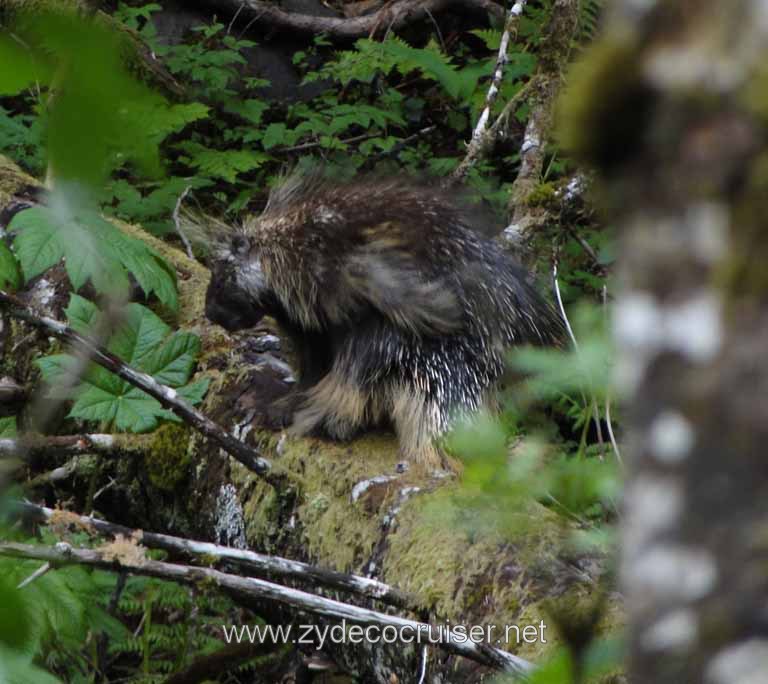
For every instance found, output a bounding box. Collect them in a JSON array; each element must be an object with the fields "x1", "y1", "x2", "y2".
[
  {"x1": 225, "y1": 99, "x2": 269, "y2": 126},
  {"x1": 0, "y1": 416, "x2": 17, "y2": 438},
  {"x1": 178, "y1": 143, "x2": 269, "y2": 182},
  {"x1": 8, "y1": 205, "x2": 177, "y2": 309},
  {"x1": 107, "y1": 304, "x2": 170, "y2": 367},
  {"x1": 10, "y1": 207, "x2": 64, "y2": 281},
  {"x1": 112, "y1": 388, "x2": 166, "y2": 432},
  {"x1": 68, "y1": 385, "x2": 121, "y2": 424},
  {"x1": 469, "y1": 28, "x2": 502, "y2": 50},
  {"x1": 0, "y1": 35, "x2": 52, "y2": 95},
  {"x1": 64, "y1": 294, "x2": 99, "y2": 336},
  {"x1": 38, "y1": 300, "x2": 208, "y2": 432},
  {"x1": 146, "y1": 332, "x2": 200, "y2": 385},
  {"x1": 175, "y1": 377, "x2": 210, "y2": 404},
  {"x1": 0, "y1": 241, "x2": 21, "y2": 290},
  {"x1": 262, "y1": 123, "x2": 287, "y2": 150}
]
